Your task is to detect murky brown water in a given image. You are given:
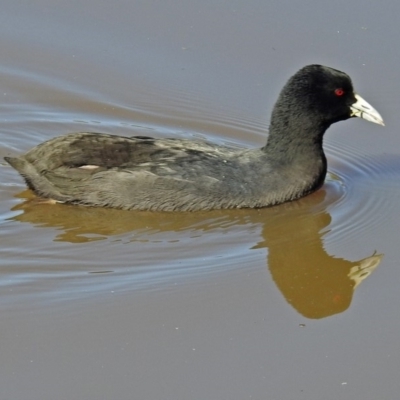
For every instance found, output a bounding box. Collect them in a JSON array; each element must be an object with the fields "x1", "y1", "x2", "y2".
[{"x1": 1, "y1": 1, "x2": 400, "y2": 399}]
